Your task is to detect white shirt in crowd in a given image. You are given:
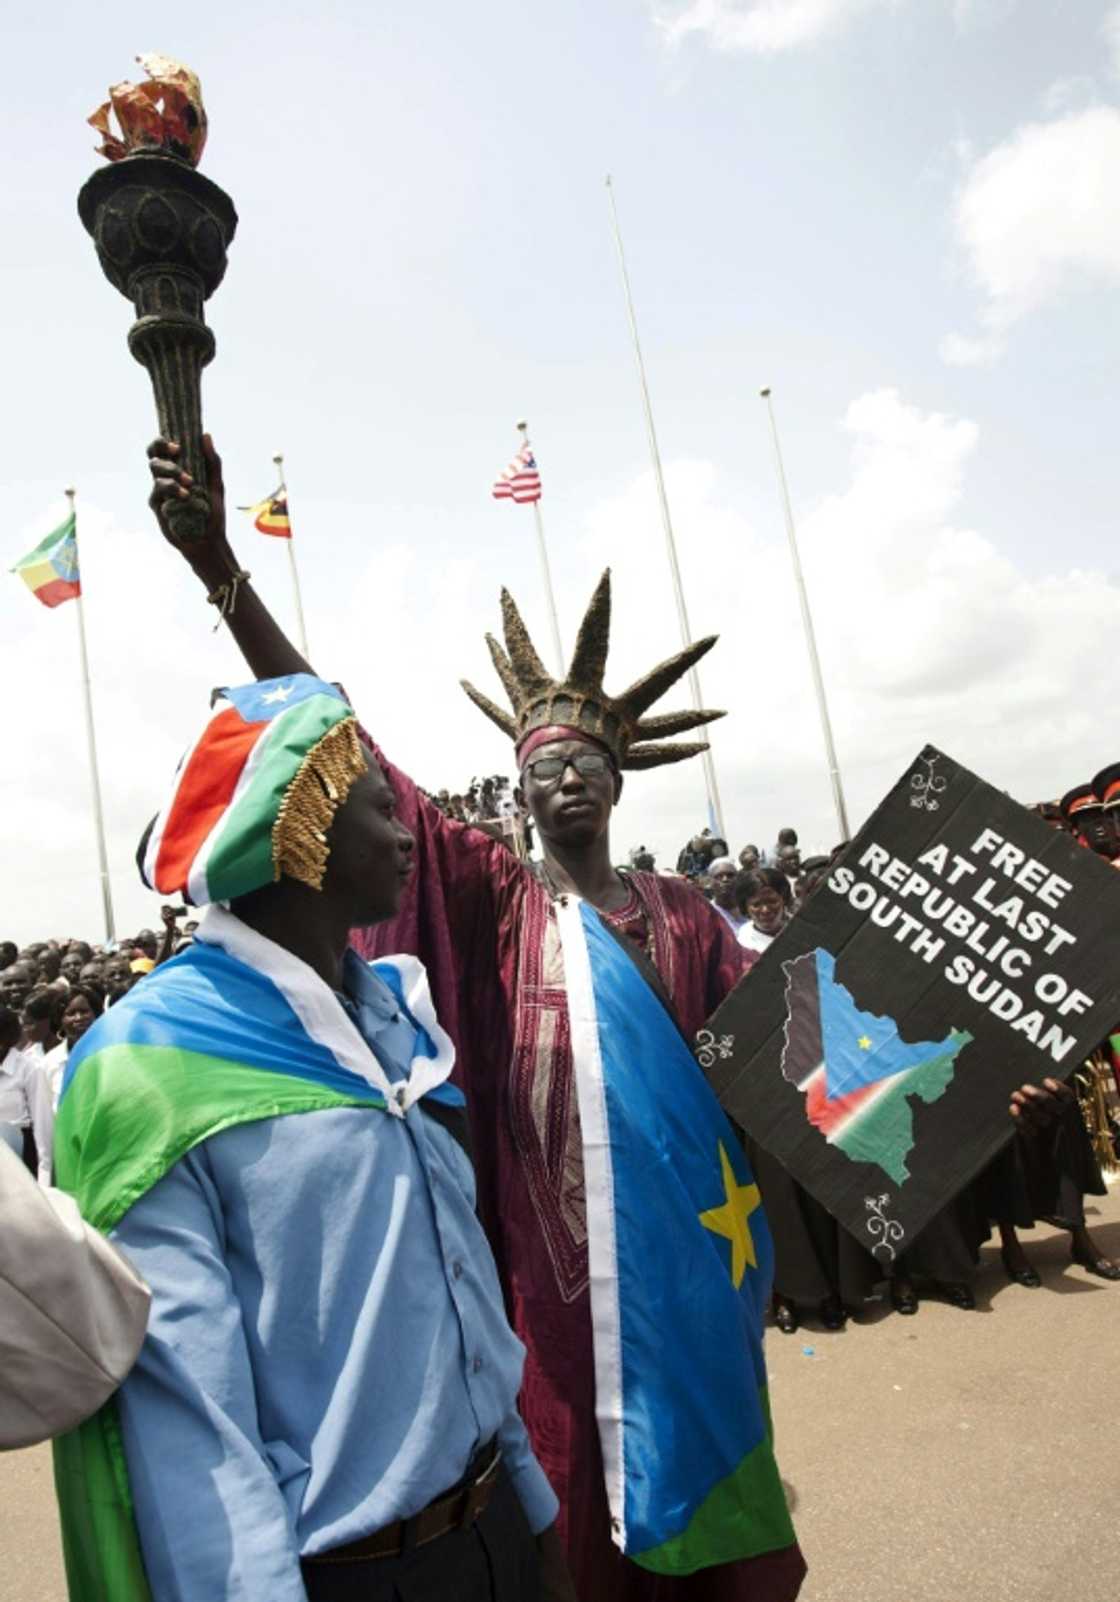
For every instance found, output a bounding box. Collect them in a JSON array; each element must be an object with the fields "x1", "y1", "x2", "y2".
[
  {"x1": 0, "y1": 1046, "x2": 34, "y2": 1157},
  {"x1": 737, "y1": 922, "x2": 780, "y2": 954},
  {"x1": 15, "y1": 1041, "x2": 68, "y2": 1186}
]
